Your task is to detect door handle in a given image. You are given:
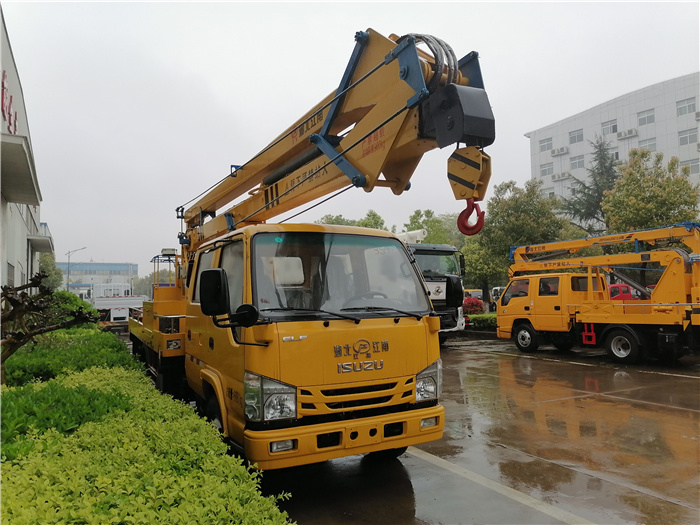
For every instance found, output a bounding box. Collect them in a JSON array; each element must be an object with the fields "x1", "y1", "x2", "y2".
[
  {"x1": 524, "y1": 306, "x2": 530, "y2": 311},
  {"x1": 555, "y1": 306, "x2": 561, "y2": 311}
]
